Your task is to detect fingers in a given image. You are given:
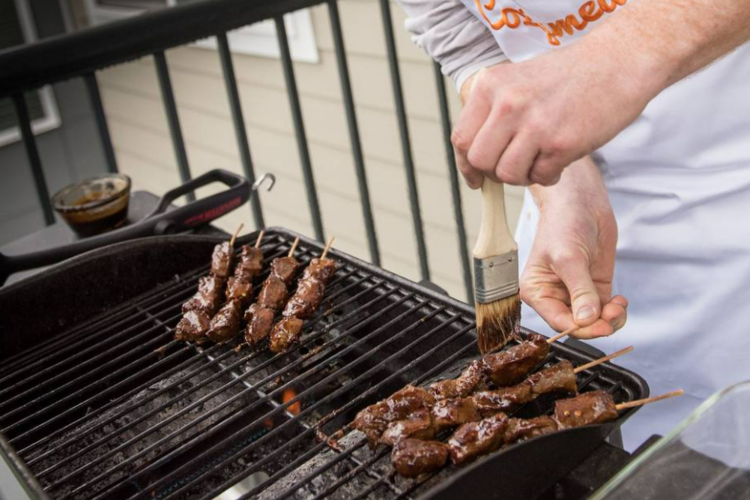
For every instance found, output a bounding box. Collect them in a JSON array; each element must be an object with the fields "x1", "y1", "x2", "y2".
[
  {"x1": 571, "y1": 296, "x2": 628, "y2": 339},
  {"x1": 496, "y1": 133, "x2": 540, "y2": 186},
  {"x1": 466, "y1": 114, "x2": 514, "y2": 180},
  {"x1": 552, "y1": 251, "x2": 601, "y2": 328},
  {"x1": 452, "y1": 97, "x2": 490, "y2": 189}
]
